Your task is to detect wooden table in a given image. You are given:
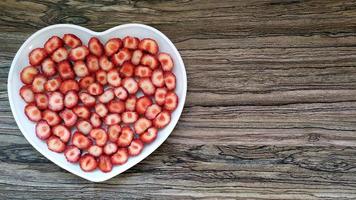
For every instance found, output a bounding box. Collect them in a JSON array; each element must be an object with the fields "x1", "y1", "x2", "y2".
[{"x1": 1, "y1": 0, "x2": 356, "y2": 199}]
